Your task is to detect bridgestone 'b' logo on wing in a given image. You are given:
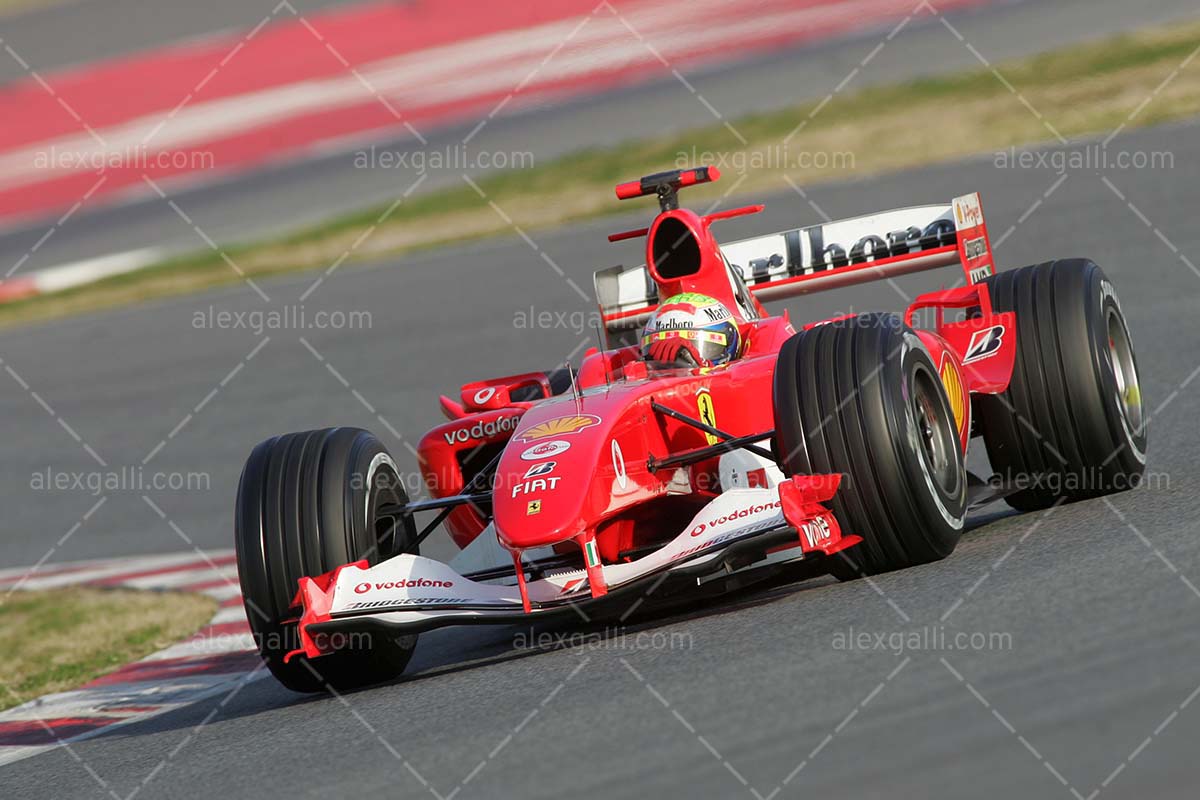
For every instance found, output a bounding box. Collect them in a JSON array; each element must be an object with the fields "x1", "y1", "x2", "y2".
[
  {"x1": 518, "y1": 414, "x2": 601, "y2": 441},
  {"x1": 963, "y1": 325, "x2": 1005, "y2": 364}
]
